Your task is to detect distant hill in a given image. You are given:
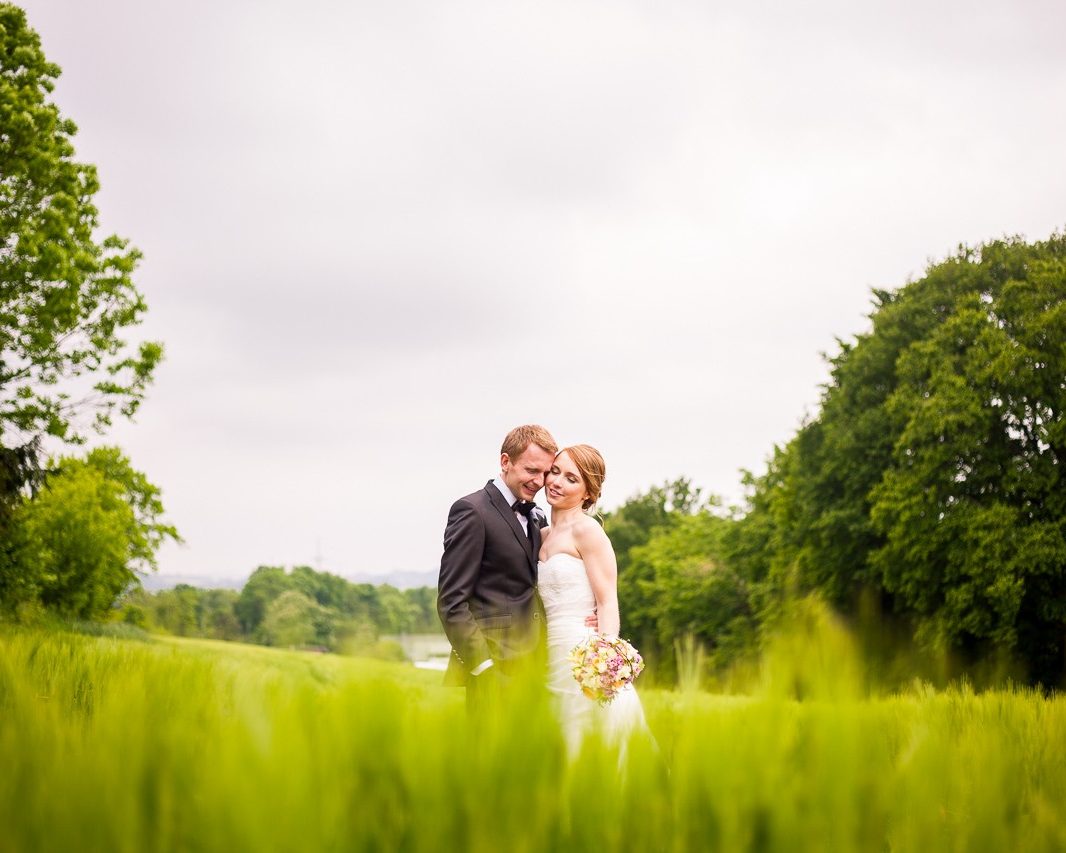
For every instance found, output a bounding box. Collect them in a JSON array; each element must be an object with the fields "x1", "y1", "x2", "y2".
[
  {"x1": 139, "y1": 574, "x2": 247, "y2": 592},
  {"x1": 140, "y1": 569, "x2": 438, "y2": 593}
]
